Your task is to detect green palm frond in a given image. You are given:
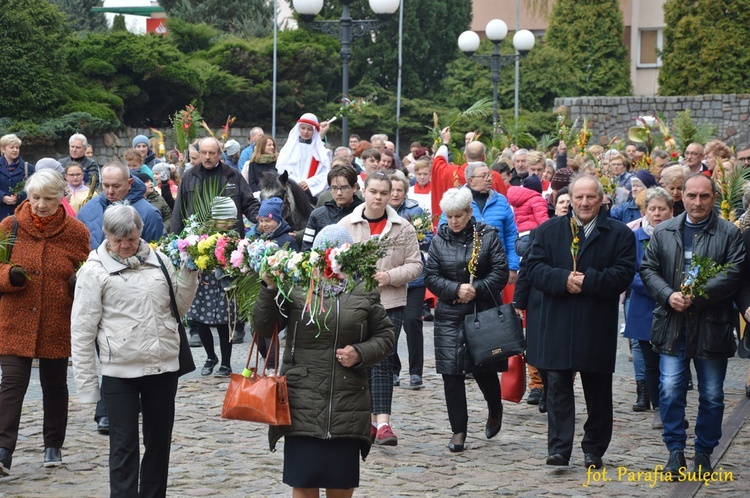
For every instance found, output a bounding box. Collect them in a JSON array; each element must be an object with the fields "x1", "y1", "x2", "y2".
[
  {"x1": 536, "y1": 133, "x2": 557, "y2": 151},
  {"x1": 0, "y1": 229, "x2": 16, "y2": 263},
  {"x1": 717, "y1": 164, "x2": 750, "y2": 222},
  {"x1": 427, "y1": 98, "x2": 494, "y2": 149},
  {"x1": 231, "y1": 273, "x2": 262, "y2": 323},
  {"x1": 182, "y1": 175, "x2": 227, "y2": 226}
]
